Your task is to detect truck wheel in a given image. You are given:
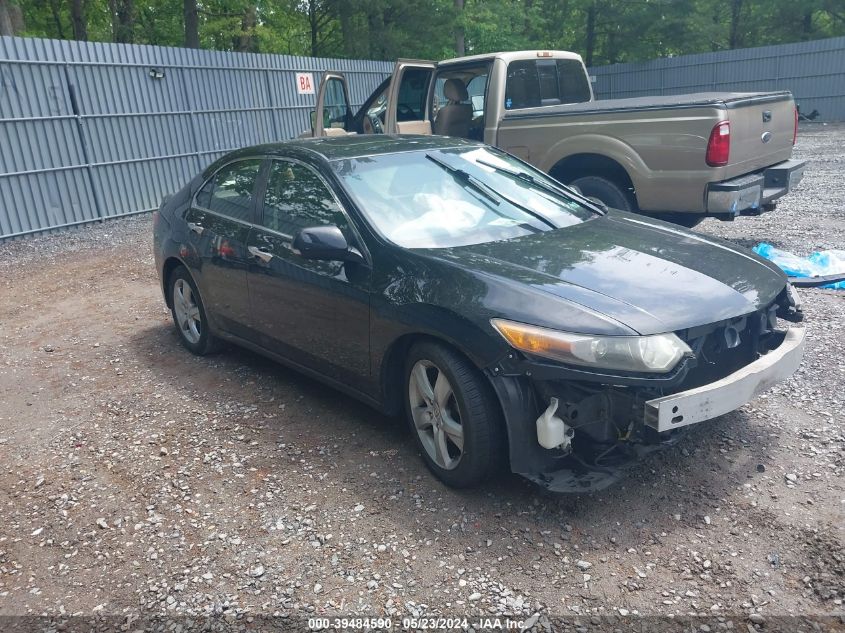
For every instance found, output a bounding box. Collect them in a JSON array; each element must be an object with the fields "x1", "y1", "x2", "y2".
[{"x1": 569, "y1": 176, "x2": 635, "y2": 212}]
